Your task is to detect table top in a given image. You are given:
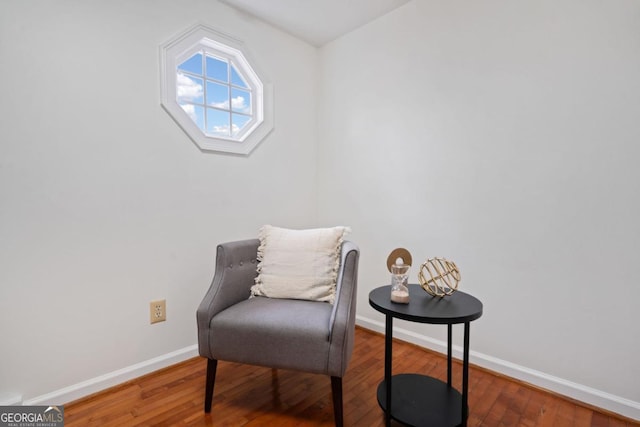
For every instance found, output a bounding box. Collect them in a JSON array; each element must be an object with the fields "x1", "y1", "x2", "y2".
[{"x1": 369, "y1": 284, "x2": 483, "y2": 324}]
